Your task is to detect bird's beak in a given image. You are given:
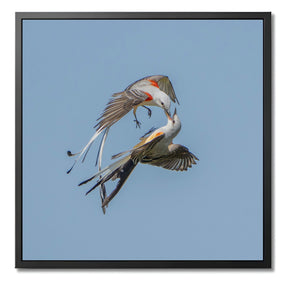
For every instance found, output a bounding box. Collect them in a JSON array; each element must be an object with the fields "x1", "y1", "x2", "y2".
[
  {"x1": 164, "y1": 108, "x2": 172, "y2": 120},
  {"x1": 173, "y1": 108, "x2": 177, "y2": 117}
]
